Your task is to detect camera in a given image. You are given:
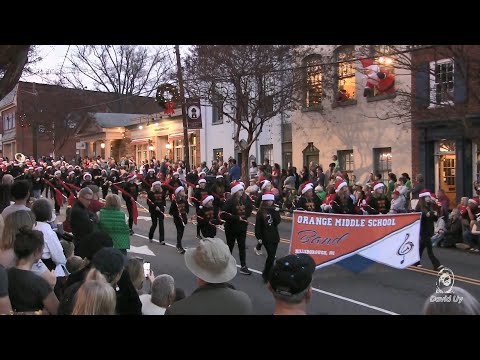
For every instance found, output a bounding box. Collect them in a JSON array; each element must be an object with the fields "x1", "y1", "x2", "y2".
[{"x1": 143, "y1": 262, "x2": 150, "y2": 278}]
